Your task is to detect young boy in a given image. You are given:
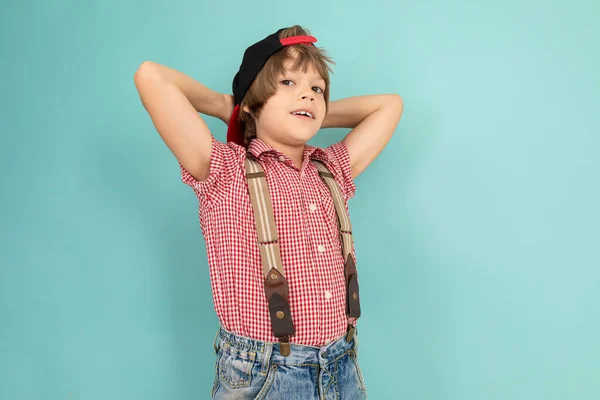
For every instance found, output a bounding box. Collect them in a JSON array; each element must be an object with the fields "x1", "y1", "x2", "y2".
[{"x1": 134, "y1": 25, "x2": 403, "y2": 399}]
